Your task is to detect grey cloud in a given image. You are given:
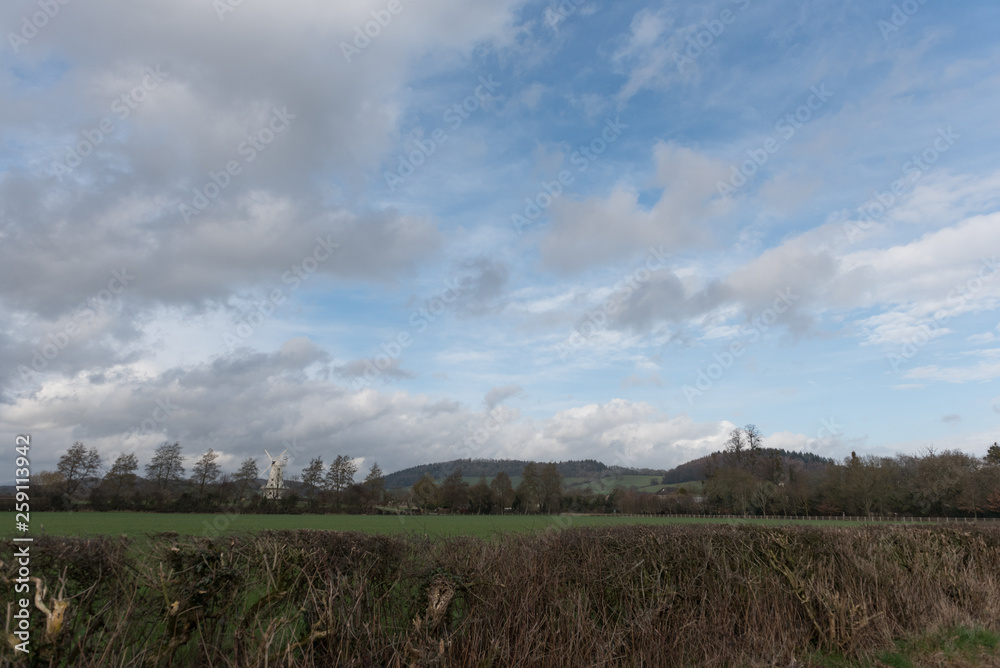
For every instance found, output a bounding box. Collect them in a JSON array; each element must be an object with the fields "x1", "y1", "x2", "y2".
[
  {"x1": 0, "y1": 0, "x2": 517, "y2": 321},
  {"x1": 0, "y1": 333, "x2": 748, "y2": 474},
  {"x1": 484, "y1": 384, "x2": 522, "y2": 408},
  {"x1": 426, "y1": 399, "x2": 463, "y2": 414},
  {"x1": 0, "y1": 180, "x2": 440, "y2": 318},
  {"x1": 611, "y1": 272, "x2": 732, "y2": 332},
  {"x1": 453, "y1": 257, "x2": 510, "y2": 316},
  {"x1": 335, "y1": 356, "x2": 414, "y2": 381}
]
